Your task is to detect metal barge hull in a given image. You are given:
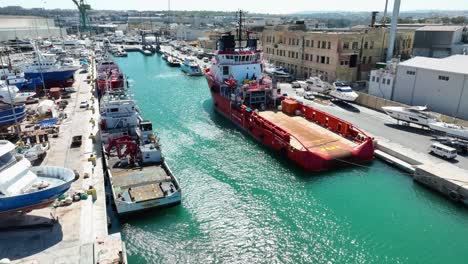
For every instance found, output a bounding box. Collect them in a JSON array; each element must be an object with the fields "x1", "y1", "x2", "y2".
[{"x1": 208, "y1": 85, "x2": 374, "y2": 171}]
